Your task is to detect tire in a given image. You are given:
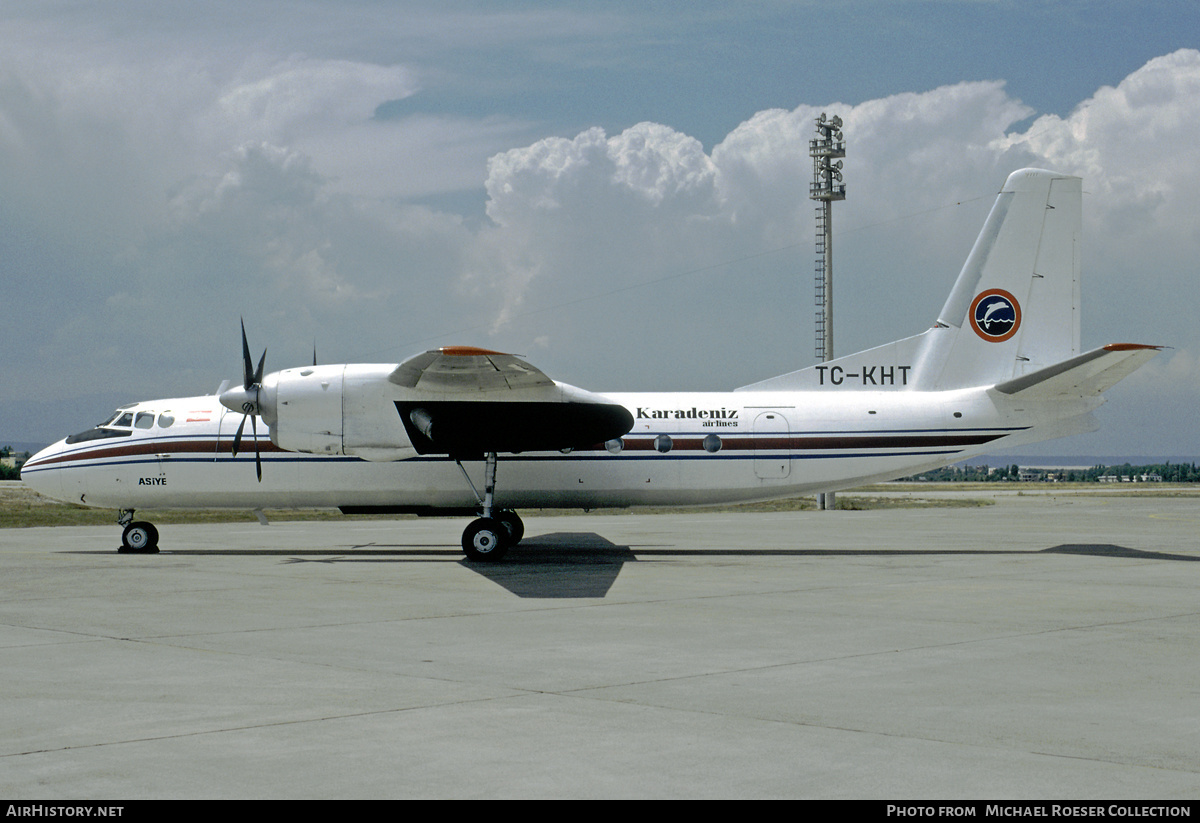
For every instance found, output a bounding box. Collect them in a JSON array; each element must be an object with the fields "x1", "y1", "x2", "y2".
[
  {"x1": 462, "y1": 517, "x2": 509, "y2": 562},
  {"x1": 495, "y1": 510, "x2": 524, "y2": 545},
  {"x1": 120, "y1": 521, "x2": 159, "y2": 554}
]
